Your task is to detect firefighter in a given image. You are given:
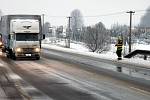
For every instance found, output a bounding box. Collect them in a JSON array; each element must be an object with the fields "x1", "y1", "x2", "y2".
[{"x1": 115, "y1": 37, "x2": 123, "y2": 60}]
